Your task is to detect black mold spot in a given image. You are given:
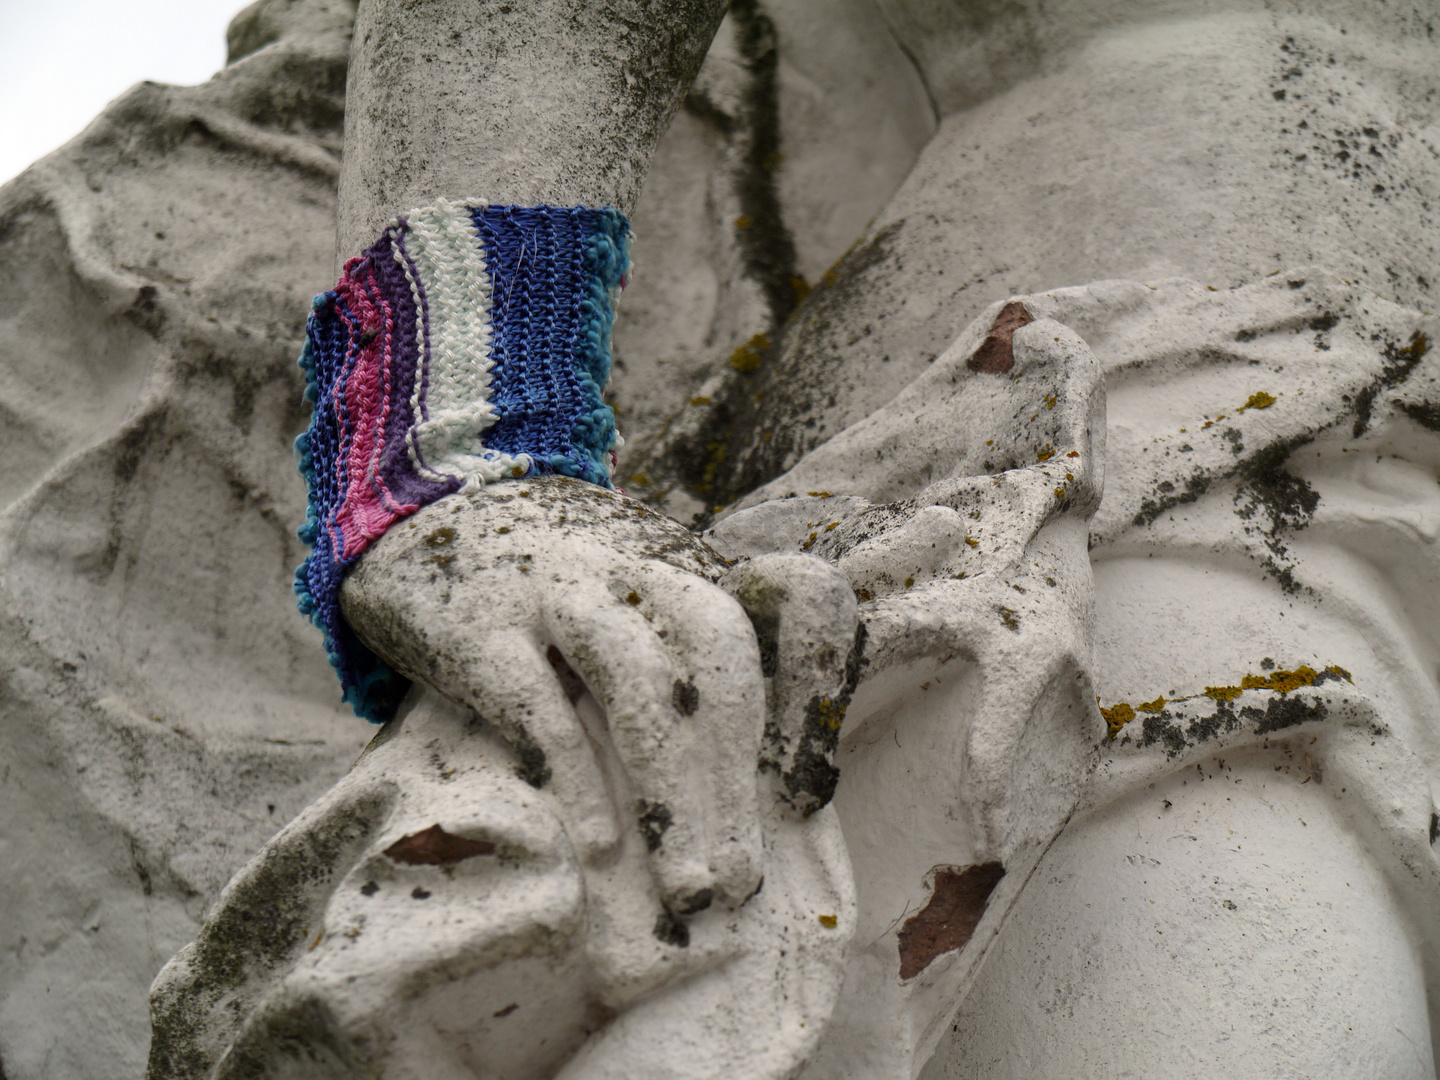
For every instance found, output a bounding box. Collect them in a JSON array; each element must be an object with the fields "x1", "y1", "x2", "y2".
[
  {"x1": 637, "y1": 800, "x2": 674, "y2": 852},
  {"x1": 672, "y1": 678, "x2": 700, "y2": 716},
  {"x1": 509, "y1": 725, "x2": 551, "y2": 788},
  {"x1": 654, "y1": 909, "x2": 691, "y2": 947}
]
